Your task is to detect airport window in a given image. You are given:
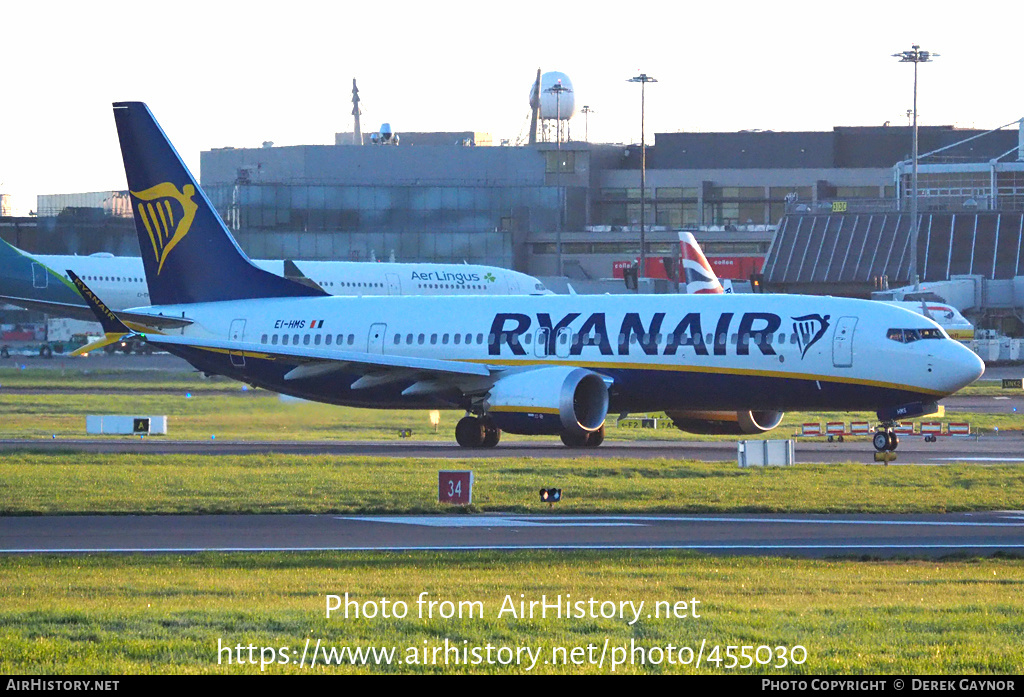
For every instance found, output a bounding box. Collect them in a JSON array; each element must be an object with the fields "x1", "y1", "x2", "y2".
[{"x1": 261, "y1": 334, "x2": 268, "y2": 344}]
